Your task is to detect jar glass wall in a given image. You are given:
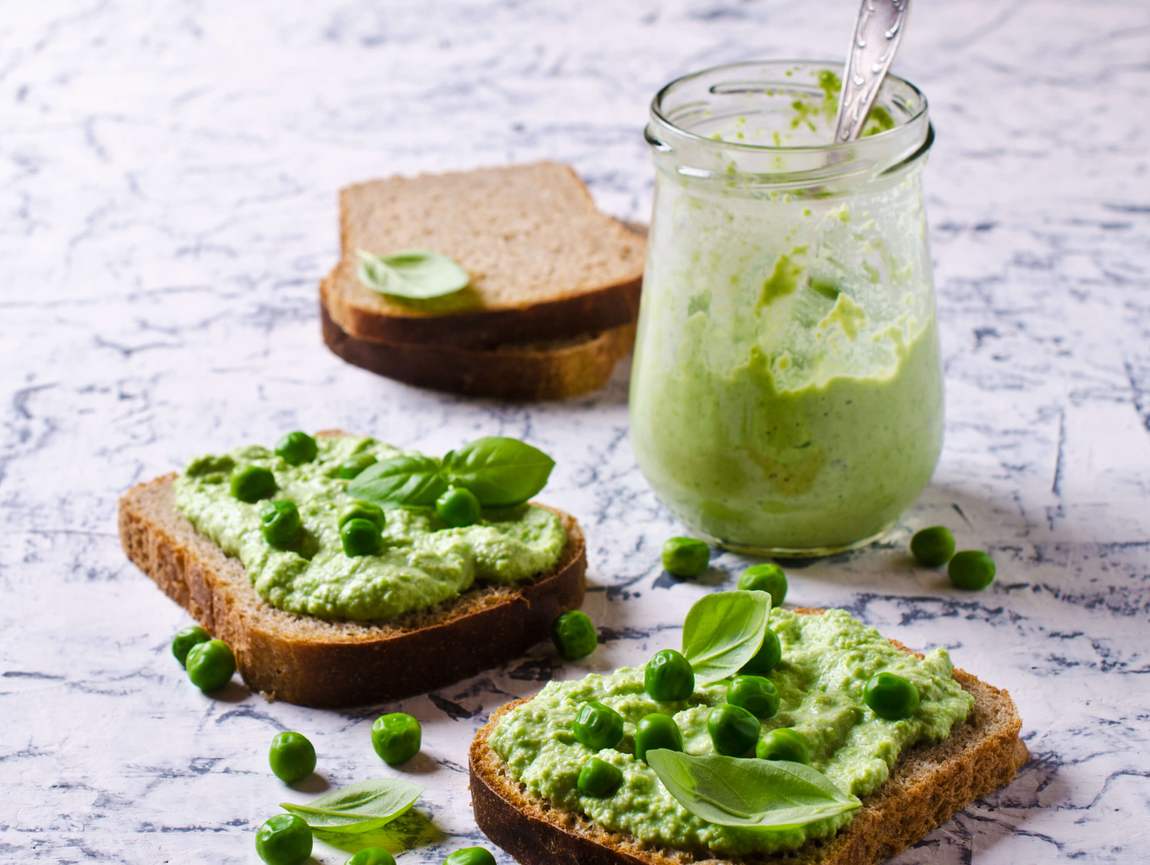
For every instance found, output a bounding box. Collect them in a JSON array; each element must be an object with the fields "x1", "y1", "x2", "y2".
[{"x1": 630, "y1": 60, "x2": 942, "y2": 556}]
